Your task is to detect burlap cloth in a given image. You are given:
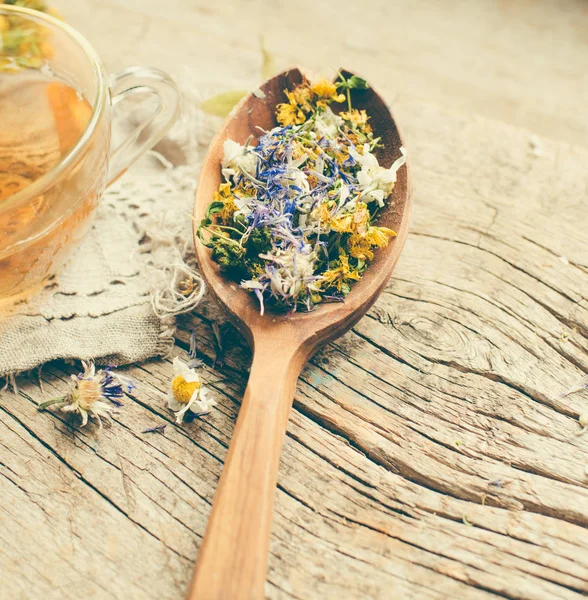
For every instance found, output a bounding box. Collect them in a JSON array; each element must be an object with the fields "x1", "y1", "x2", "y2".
[{"x1": 0, "y1": 86, "x2": 220, "y2": 380}]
